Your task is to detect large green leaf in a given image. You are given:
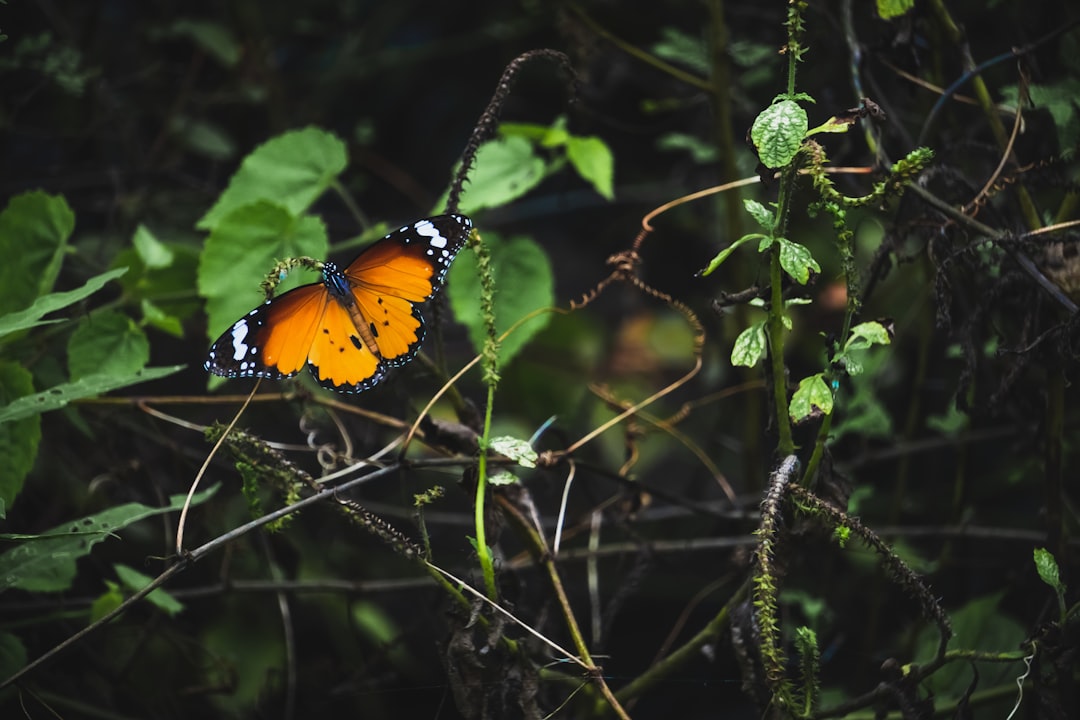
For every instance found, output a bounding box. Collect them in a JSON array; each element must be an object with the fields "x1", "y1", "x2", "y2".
[
  {"x1": 68, "y1": 311, "x2": 150, "y2": 381},
  {"x1": 0, "y1": 267, "x2": 127, "y2": 342},
  {"x1": 198, "y1": 201, "x2": 329, "y2": 339},
  {"x1": 0, "y1": 191, "x2": 75, "y2": 315},
  {"x1": 447, "y1": 233, "x2": 554, "y2": 366},
  {"x1": 196, "y1": 127, "x2": 347, "y2": 231},
  {"x1": 0, "y1": 486, "x2": 218, "y2": 593},
  {"x1": 0, "y1": 361, "x2": 41, "y2": 519},
  {"x1": 455, "y1": 137, "x2": 546, "y2": 214},
  {"x1": 0, "y1": 365, "x2": 183, "y2": 424},
  {"x1": 750, "y1": 99, "x2": 808, "y2": 169}
]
